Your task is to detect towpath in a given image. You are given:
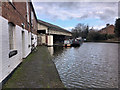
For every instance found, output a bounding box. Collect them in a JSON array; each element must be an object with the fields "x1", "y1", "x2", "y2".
[{"x1": 3, "y1": 46, "x2": 64, "y2": 88}]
